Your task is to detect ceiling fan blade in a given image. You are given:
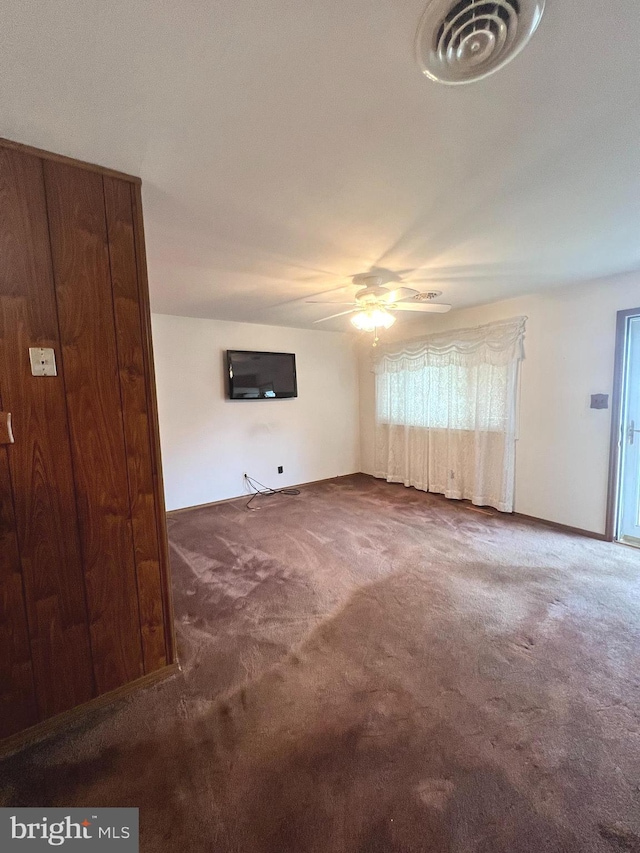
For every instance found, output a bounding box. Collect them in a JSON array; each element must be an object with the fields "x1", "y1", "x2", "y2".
[
  {"x1": 394, "y1": 292, "x2": 443, "y2": 305},
  {"x1": 305, "y1": 300, "x2": 356, "y2": 305},
  {"x1": 381, "y1": 287, "x2": 420, "y2": 303},
  {"x1": 392, "y1": 302, "x2": 452, "y2": 314},
  {"x1": 312, "y1": 309, "x2": 357, "y2": 324}
]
